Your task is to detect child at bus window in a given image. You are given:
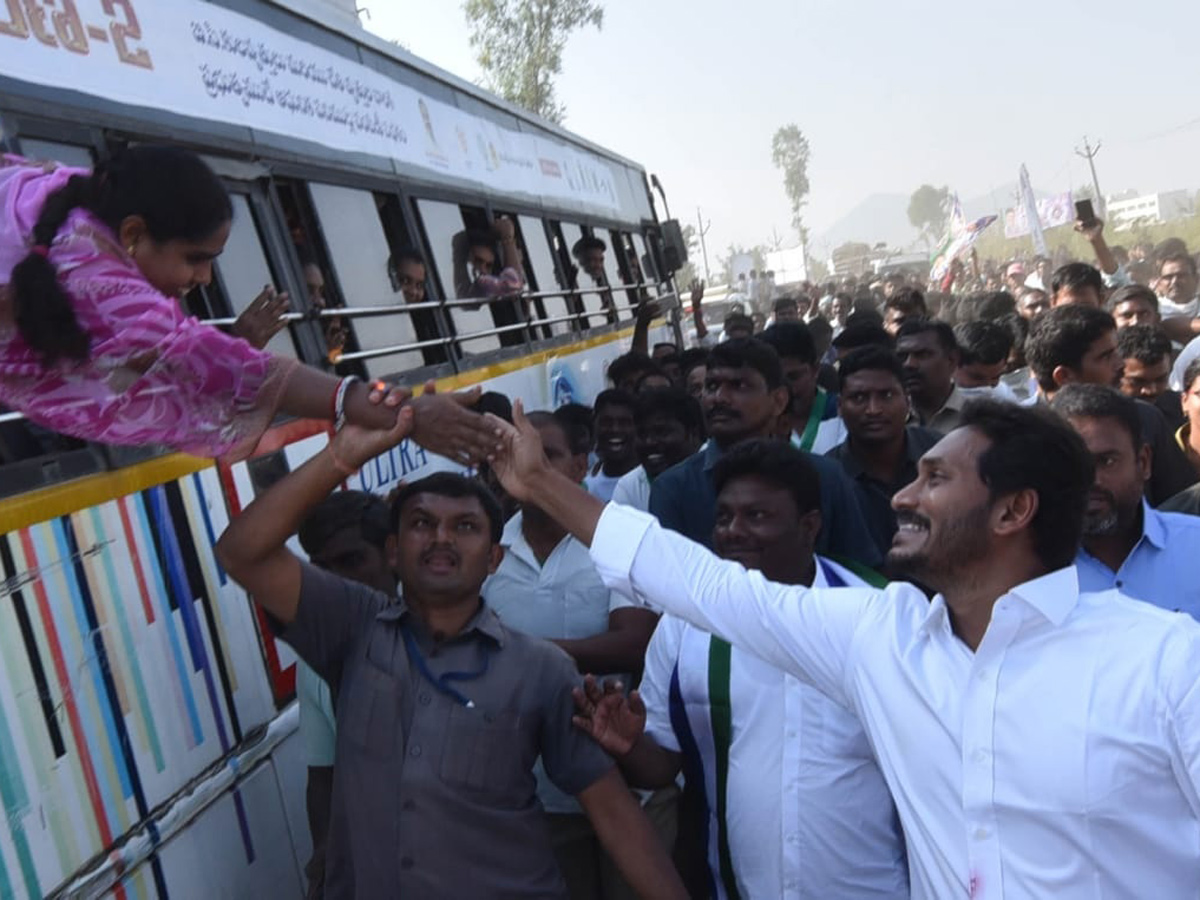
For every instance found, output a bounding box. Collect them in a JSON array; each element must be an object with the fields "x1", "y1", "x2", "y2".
[
  {"x1": 0, "y1": 148, "x2": 493, "y2": 462},
  {"x1": 452, "y1": 217, "x2": 527, "y2": 346}
]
